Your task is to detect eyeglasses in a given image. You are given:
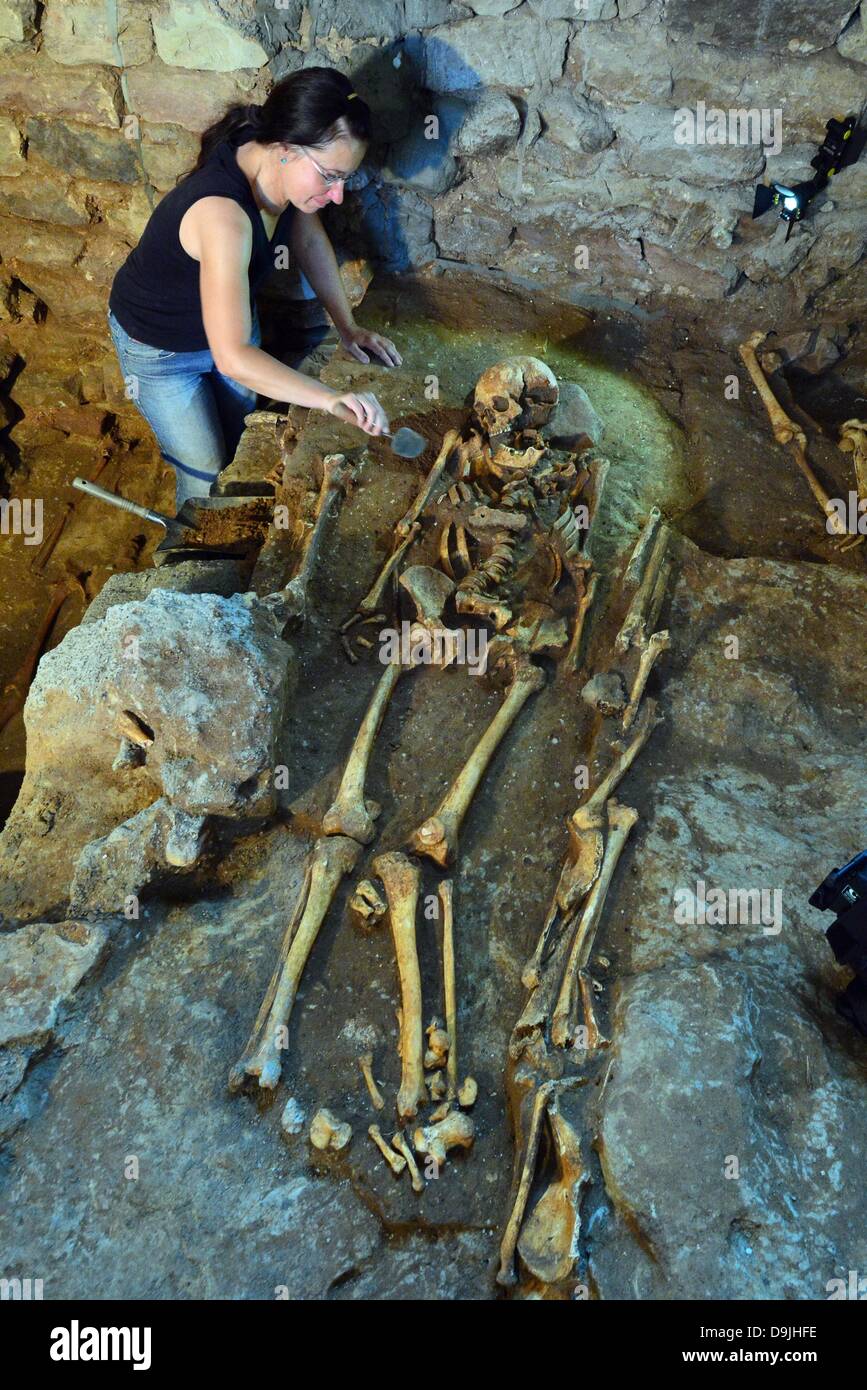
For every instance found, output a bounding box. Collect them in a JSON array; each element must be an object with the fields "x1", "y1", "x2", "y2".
[{"x1": 297, "y1": 146, "x2": 348, "y2": 188}]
